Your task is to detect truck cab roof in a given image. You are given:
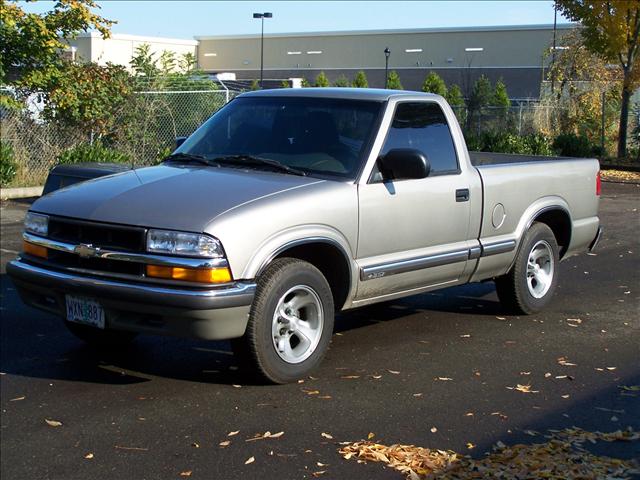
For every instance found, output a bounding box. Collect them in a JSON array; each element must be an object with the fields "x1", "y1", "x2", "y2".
[{"x1": 238, "y1": 87, "x2": 442, "y2": 102}]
